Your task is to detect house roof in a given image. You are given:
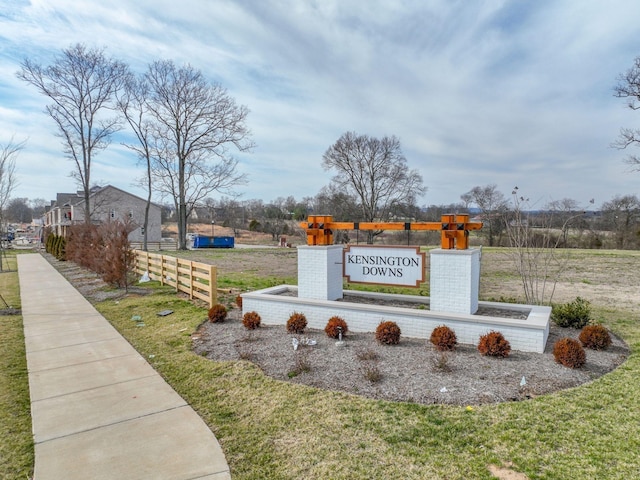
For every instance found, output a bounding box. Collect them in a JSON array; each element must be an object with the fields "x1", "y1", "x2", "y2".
[
  {"x1": 53, "y1": 192, "x2": 81, "y2": 208},
  {"x1": 50, "y1": 185, "x2": 161, "y2": 209}
]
